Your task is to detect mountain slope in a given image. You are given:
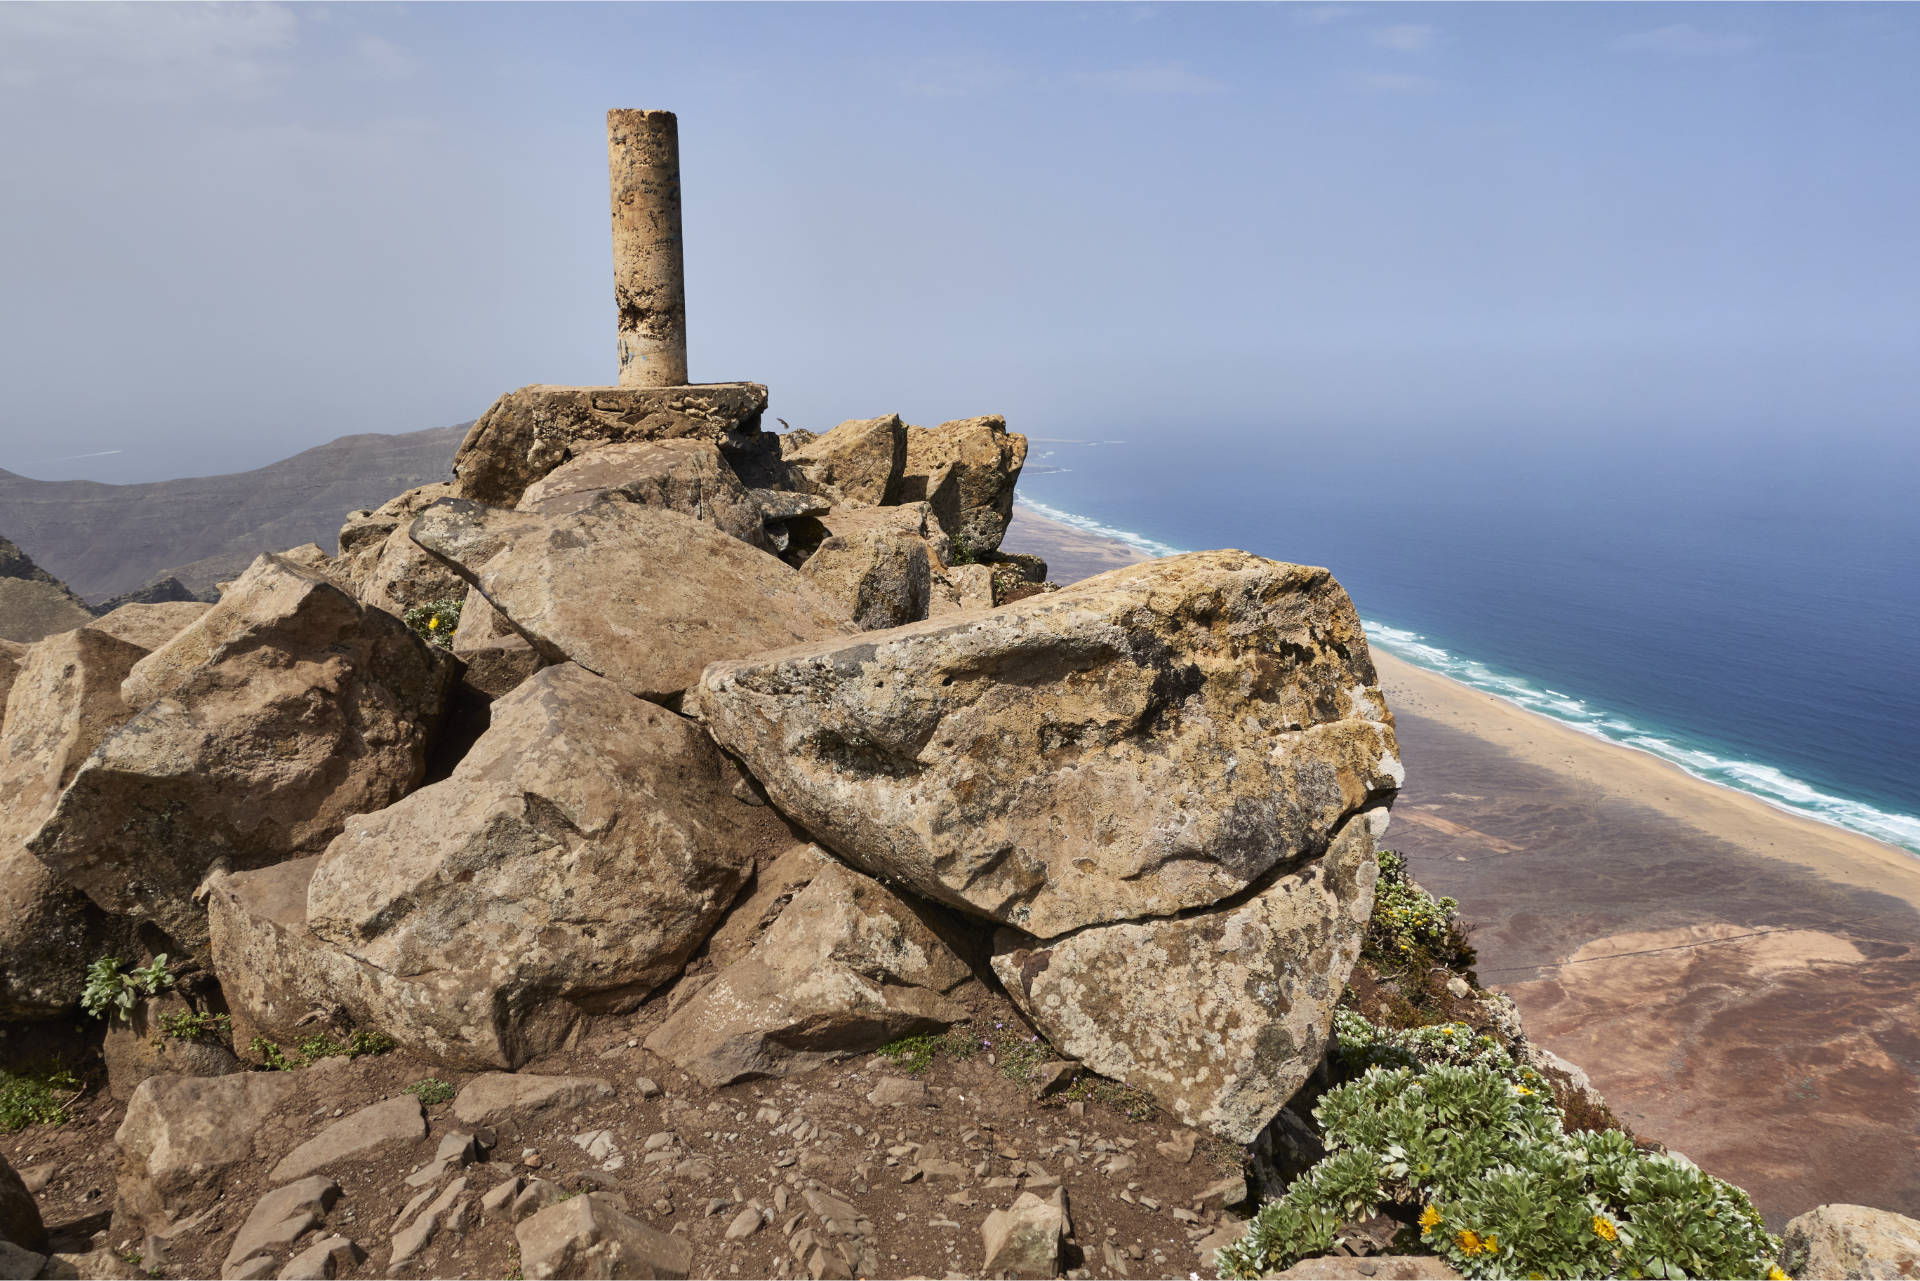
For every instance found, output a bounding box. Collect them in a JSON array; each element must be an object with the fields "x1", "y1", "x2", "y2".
[
  {"x1": 0, "y1": 425, "x2": 469, "y2": 600},
  {"x1": 0, "y1": 533, "x2": 94, "y2": 641}
]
